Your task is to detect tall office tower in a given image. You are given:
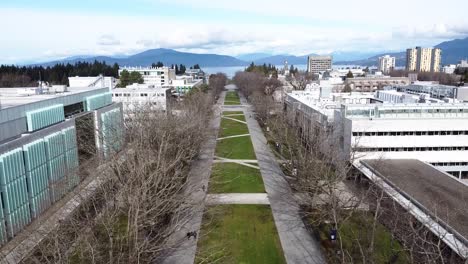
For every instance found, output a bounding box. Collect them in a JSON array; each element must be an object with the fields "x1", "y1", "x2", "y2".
[{"x1": 307, "y1": 55, "x2": 332, "y2": 74}]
